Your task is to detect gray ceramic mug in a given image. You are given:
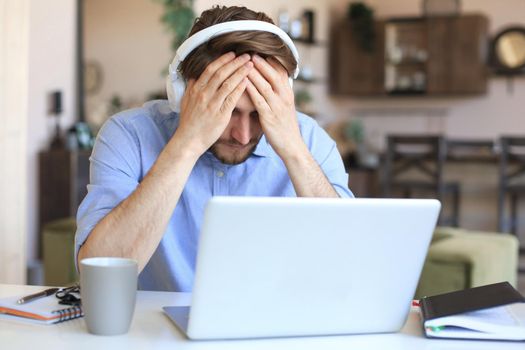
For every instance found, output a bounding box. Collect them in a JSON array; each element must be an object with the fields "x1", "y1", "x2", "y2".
[{"x1": 80, "y1": 257, "x2": 138, "y2": 335}]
